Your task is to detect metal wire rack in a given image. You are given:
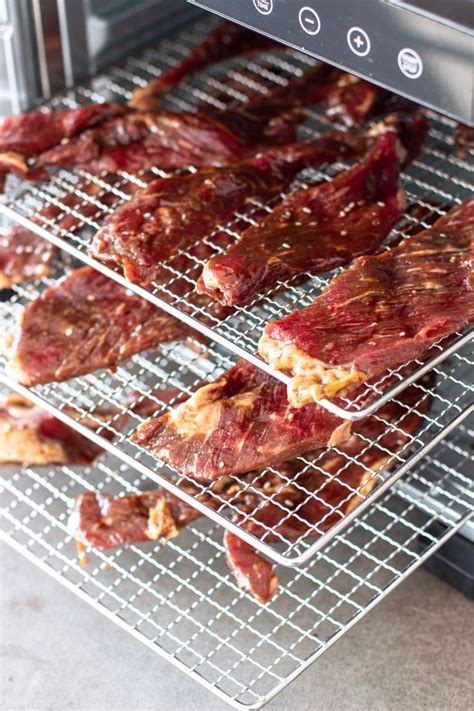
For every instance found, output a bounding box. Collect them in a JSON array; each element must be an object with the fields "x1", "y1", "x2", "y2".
[
  {"x1": 1, "y1": 17, "x2": 472, "y2": 420},
  {"x1": 0, "y1": 406, "x2": 472, "y2": 709},
  {"x1": 0, "y1": 255, "x2": 472, "y2": 567}
]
